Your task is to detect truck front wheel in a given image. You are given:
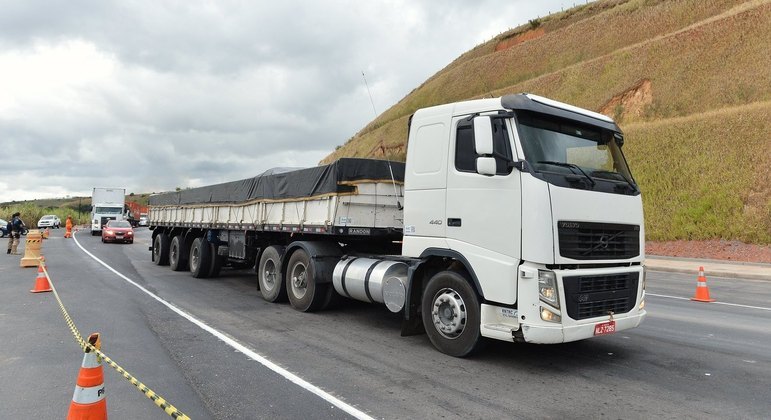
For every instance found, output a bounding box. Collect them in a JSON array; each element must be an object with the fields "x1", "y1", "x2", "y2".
[
  {"x1": 285, "y1": 248, "x2": 327, "y2": 312},
  {"x1": 421, "y1": 271, "x2": 483, "y2": 357},
  {"x1": 189, "y1": 237, "x2": 211, "y2": 278},
  {"x1": 258, "y1": 246, "x2": 286, "y2": 302},
  {"x1": 153, "y1": 233, "x2": 170, "y2": 266}
]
